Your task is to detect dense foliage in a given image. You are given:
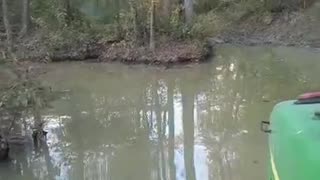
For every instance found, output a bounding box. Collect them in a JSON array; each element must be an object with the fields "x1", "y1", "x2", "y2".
[{"x1": 0, "y1": 0, "x2": 310, "y2": 47}]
